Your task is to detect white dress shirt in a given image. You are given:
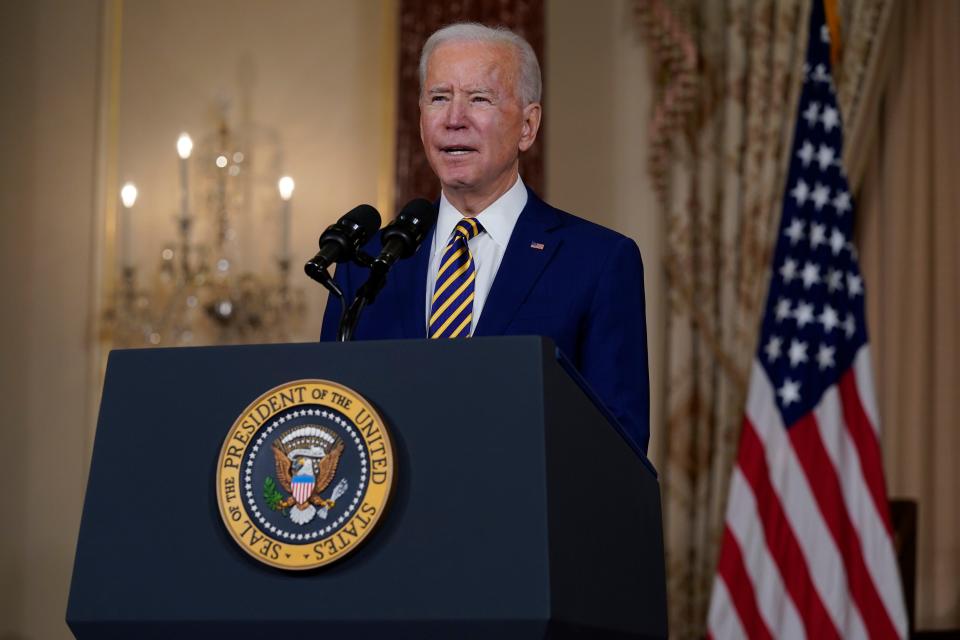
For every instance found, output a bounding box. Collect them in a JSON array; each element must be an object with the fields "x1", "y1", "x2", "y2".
[{"x1": 425, "y1": 175, "x2": 528, "y2": 333}]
